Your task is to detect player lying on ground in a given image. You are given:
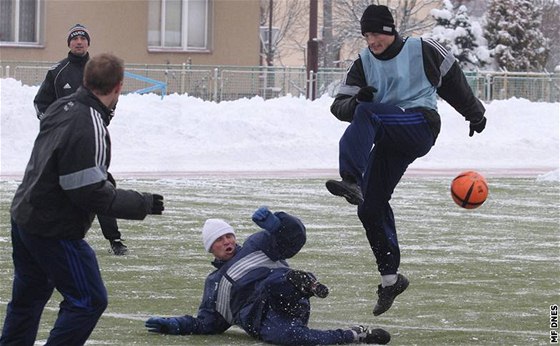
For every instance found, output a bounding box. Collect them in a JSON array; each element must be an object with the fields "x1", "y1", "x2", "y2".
[{"x1": 145, "y1": 206, "x2": 390, "y2": 345}]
